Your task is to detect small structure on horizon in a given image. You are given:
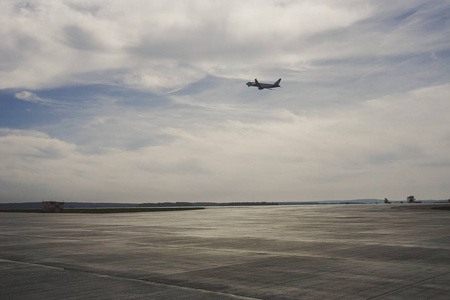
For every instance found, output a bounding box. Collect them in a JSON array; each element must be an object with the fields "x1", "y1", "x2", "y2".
[
  {"x1": 407, "y1": 196, "x2": 417, "y2": 203},
  {"x1": 384, "y1": 198, "x2": 391, "y2": 204},
  {"x1": 42, "y1": 201, "x2": 64, "y2": 213}
]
